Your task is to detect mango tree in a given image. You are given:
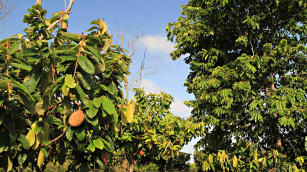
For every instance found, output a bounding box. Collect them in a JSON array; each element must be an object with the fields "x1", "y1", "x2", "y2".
[{"x1": 0, "y1": 1, "x2": 130, "y2": 171}]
